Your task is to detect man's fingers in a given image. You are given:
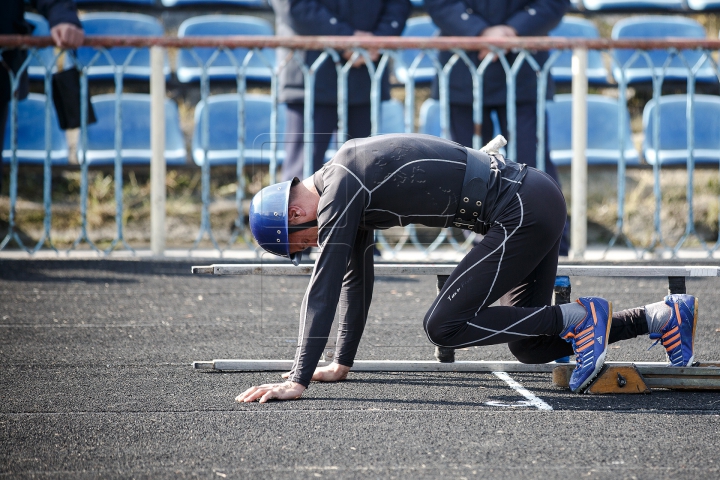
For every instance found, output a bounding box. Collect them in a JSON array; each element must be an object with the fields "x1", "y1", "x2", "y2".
[
  {"x1": 281, "y1": 371, "x2": 290, "y2": 379},
  {"x1": 235, "y1": 386, "x2": 258, "y2": 402},
  {"x1": 50, "y1": 24, "x2": 85, "y2": 49},
  {"x1": 258, "y1": 391, "x2": 274, "y2": 404}
]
